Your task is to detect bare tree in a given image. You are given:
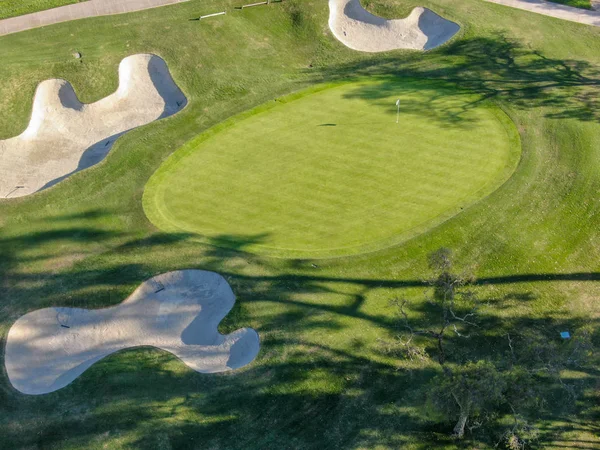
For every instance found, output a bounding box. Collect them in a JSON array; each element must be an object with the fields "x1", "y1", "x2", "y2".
[{"x1": 393, "y1": 247, "x2": 478, "y2": 365}]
